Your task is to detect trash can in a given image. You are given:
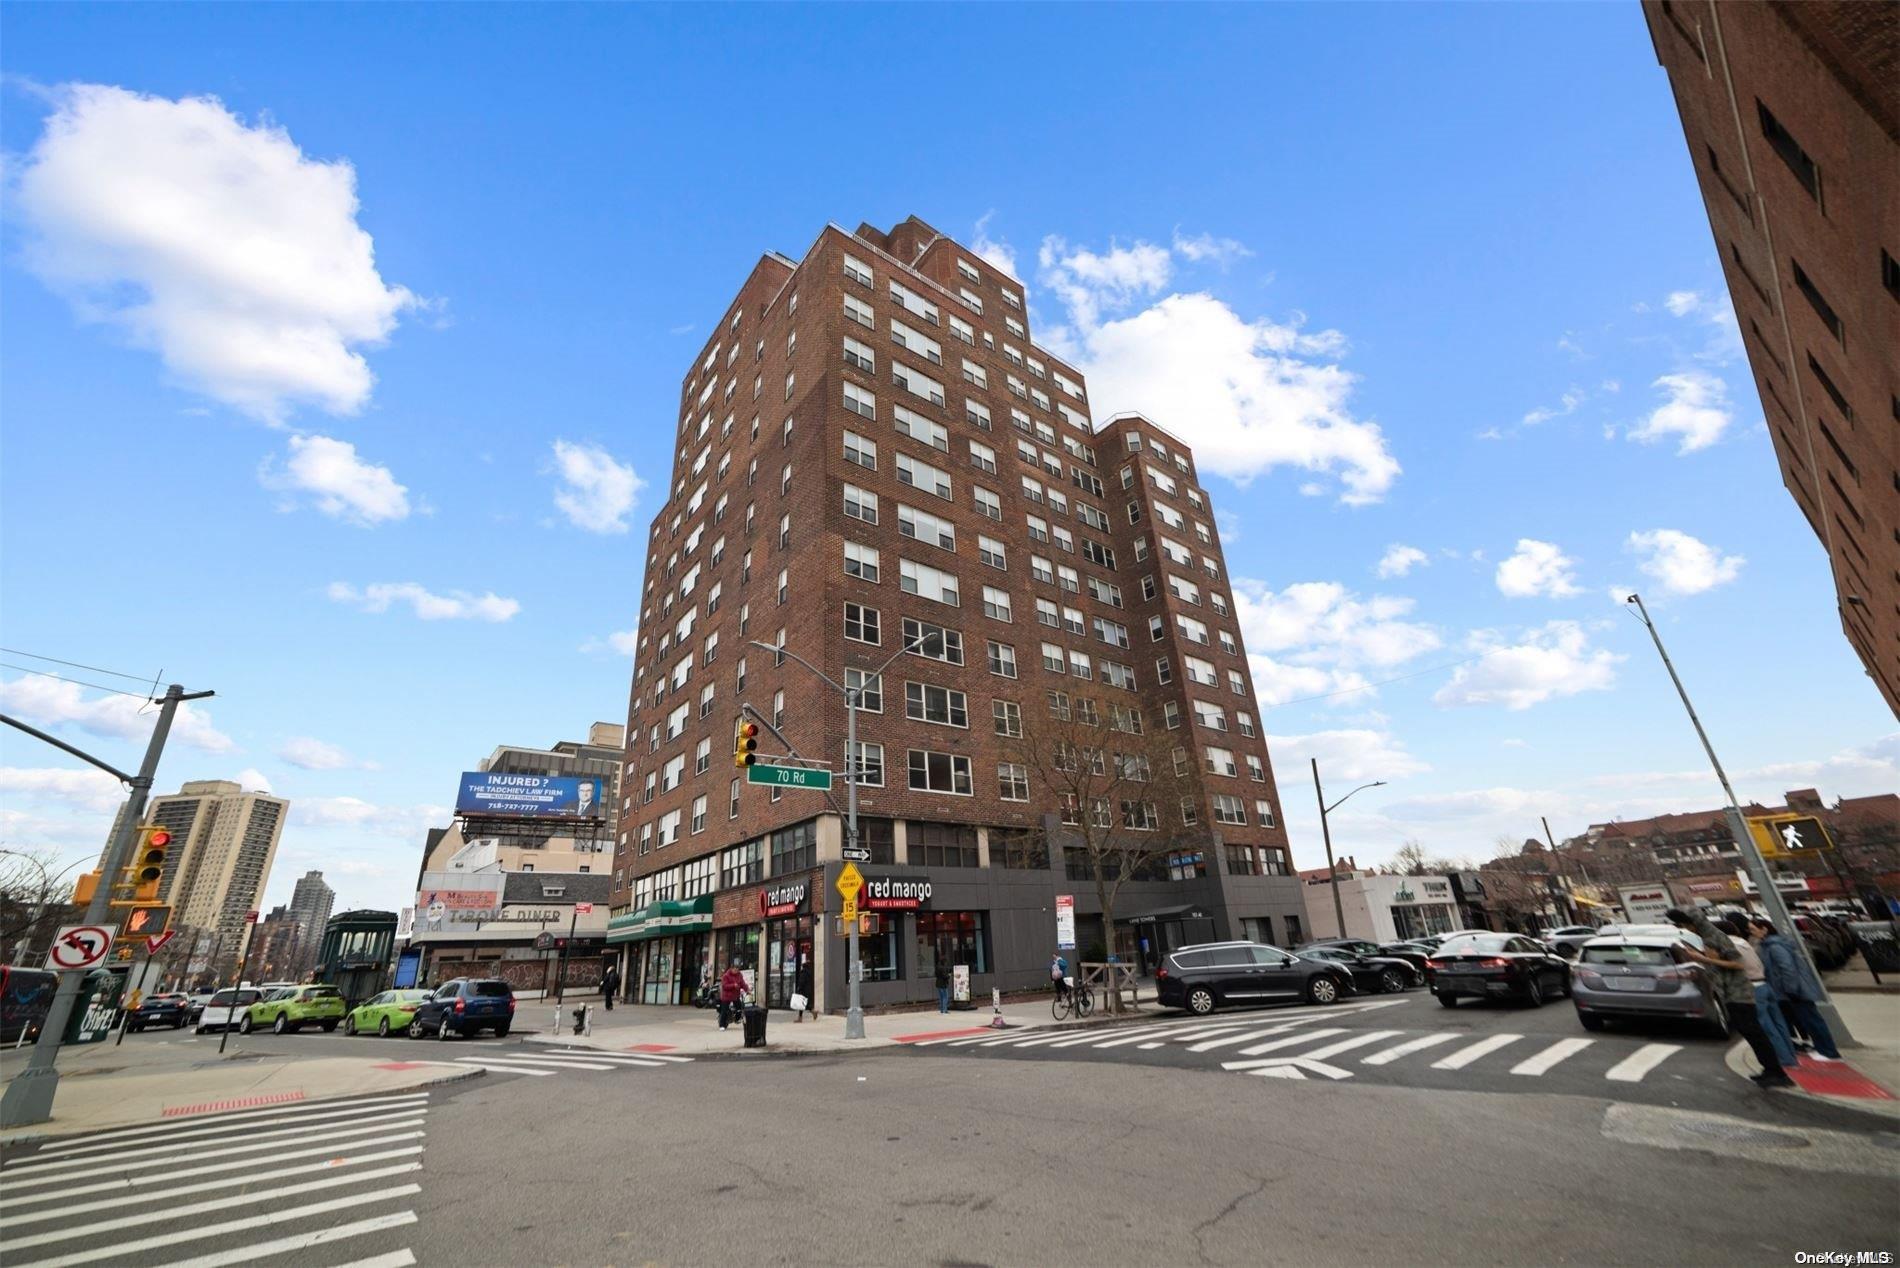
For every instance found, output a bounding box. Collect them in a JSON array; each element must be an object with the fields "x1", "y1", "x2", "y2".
[{"x1": 742, "y1": 1004, "x2": 767, "y2": 1048}]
